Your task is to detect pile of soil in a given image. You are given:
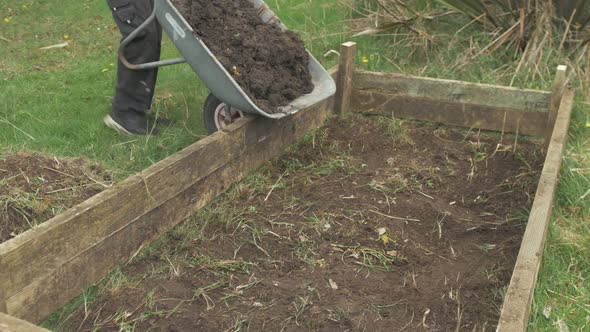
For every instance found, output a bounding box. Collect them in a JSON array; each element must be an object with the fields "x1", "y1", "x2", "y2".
[
  {"x1": 60, "y1": 116, "x2": 543, "y2": 331},
  {"x1": 0, "y1": 153, "x2": 113, "y2": 243},
  {"x1": 171, "y1": 0, "x2": 314, "y2": 113}
]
